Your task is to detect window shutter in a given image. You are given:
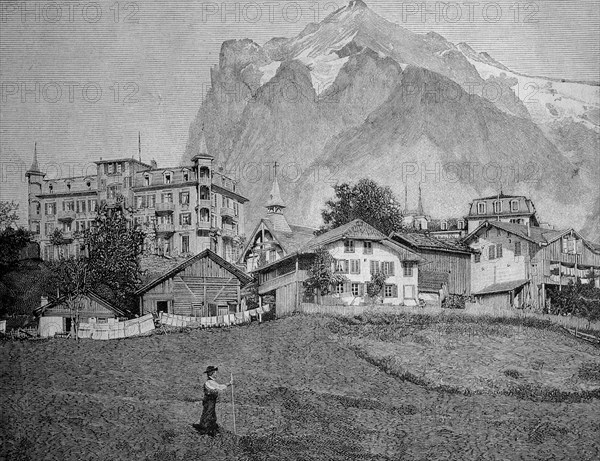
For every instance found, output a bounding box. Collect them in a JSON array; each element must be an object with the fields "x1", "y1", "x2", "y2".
[
  {"x1": 392, "y1": 284, "x2": 398, "y2": 297},
  {"x1": 344, "y1": 282, "x2": 351, "y2": 293},
  {"x1": 497, "y1": 244, "x2": 503, "y2": 258},
  {"x1": 370, "y1": 260, "x2": 375, "y2": 274},
  {"x1": 389, "y1": 261, "x2": 395, "y2": 276},
  {"x1": 359, "y1": 283, "x2": 365, "y2": 296},
  {"x1": 488, "y1": 246, "x2": 495, "y2": 260}
]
